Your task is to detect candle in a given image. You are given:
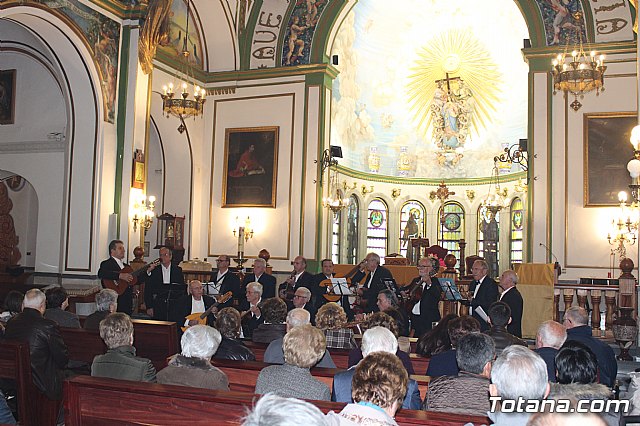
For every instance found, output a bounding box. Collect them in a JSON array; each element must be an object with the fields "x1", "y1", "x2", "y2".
[{"x1": 238, "y1": 226, "x2": 245, "y2": 253}]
